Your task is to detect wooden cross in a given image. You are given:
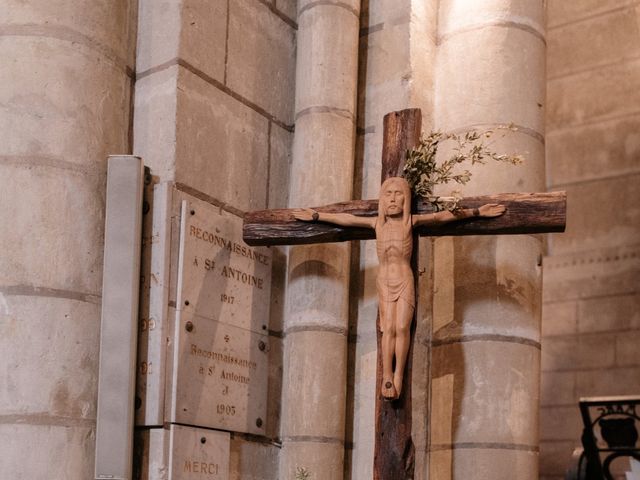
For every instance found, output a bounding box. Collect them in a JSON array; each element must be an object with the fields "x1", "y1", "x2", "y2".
[{"x1": 243, "y1": 108, "x2": 566, "y2": 479}]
